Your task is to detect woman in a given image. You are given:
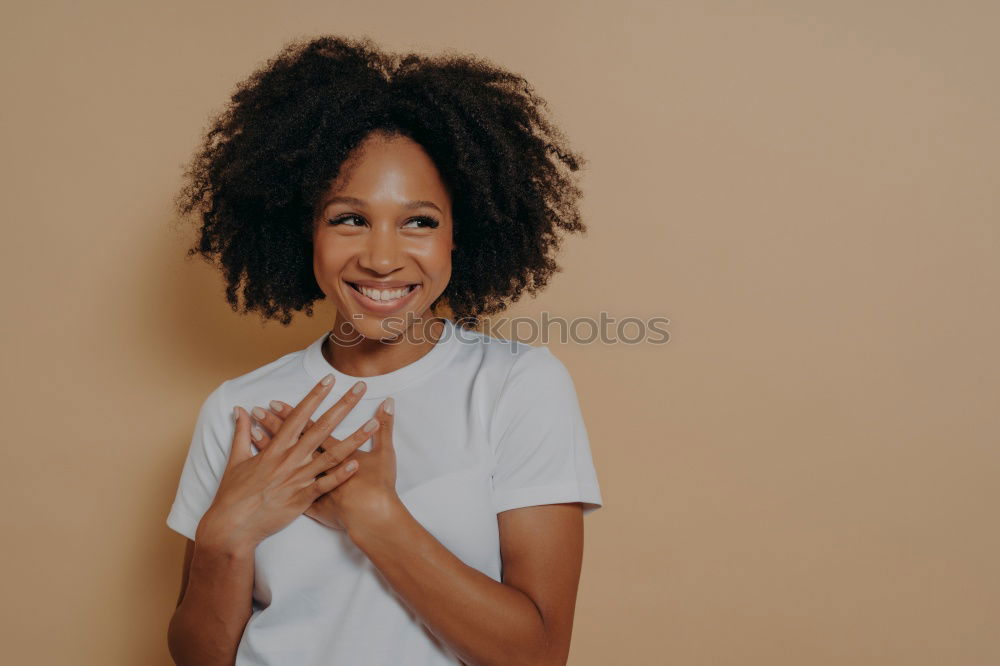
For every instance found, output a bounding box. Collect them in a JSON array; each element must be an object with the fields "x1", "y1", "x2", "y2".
[{"x1": 166, "y1": 35, "x2": 603, "y2": 666}]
